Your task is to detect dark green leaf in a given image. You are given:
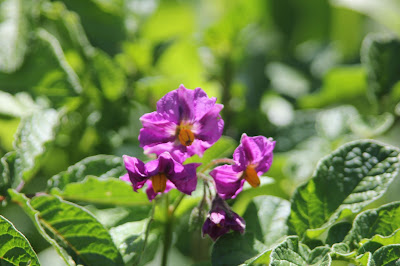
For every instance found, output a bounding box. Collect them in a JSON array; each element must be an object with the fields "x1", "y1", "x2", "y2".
[
  {"x1": 211, "y1": 232, "x2": 266, "y2": 266},
  {"x1": 361, "y1": 33, "x2": 400, "y2": 100},
  {"x1": 270, "y1": 236, "x2": 331, "y2": 265},
  {"x1": 243, "y1": 196, "x2": 290, "y2": 247},
  {"x1": 345, "y1": 201, "x2": 400, "y2": 249},
  {"x1": 288, "y1": 140, "x2": 400, "y2": 237},
  {"x1": 47, "y1": 155, "x2": 125, "y2": 191},
  {"x1": 372, "y1": 244, "x2": 400, "y2": 265},
  {"x1": 326, "y1": 222, "x2": 352, "y2": 246},
  {"x1": 0, "y1": 215, "x2": 40, "y2": 265}
]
